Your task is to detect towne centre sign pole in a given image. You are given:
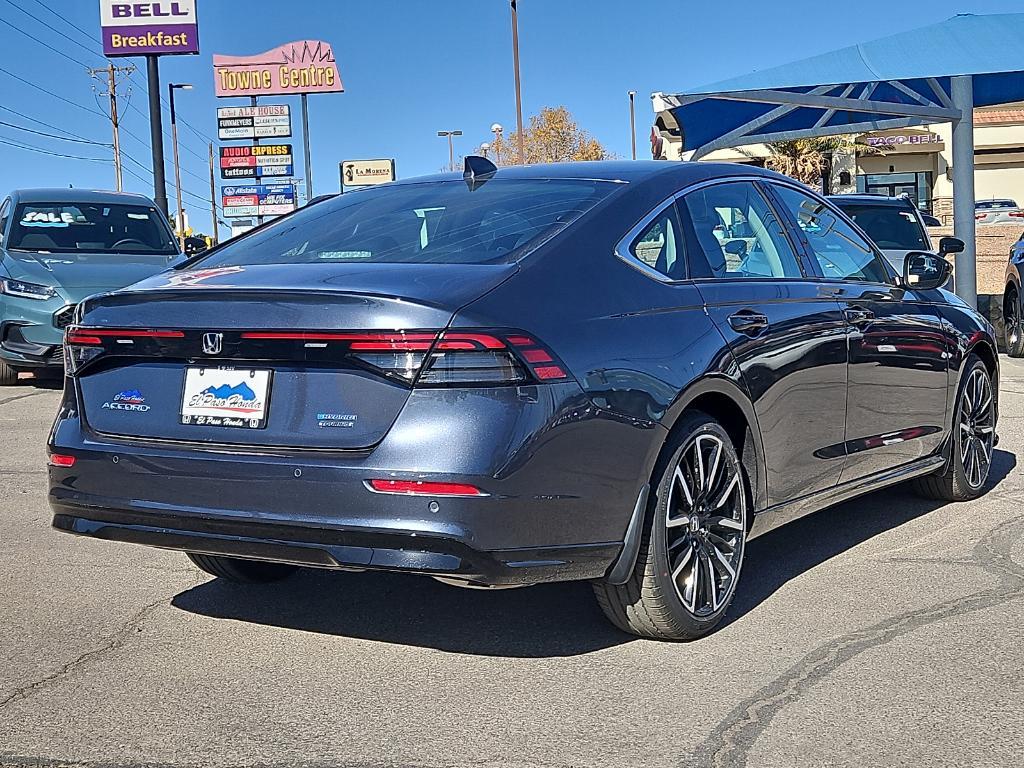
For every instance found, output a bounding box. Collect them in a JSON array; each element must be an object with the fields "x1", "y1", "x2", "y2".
[
  {"x1": 213, "y1": 40, "x2": 343, "y2": 207},
  {"x1": 99, "y1": 0, "x2": 200, "y2": 216}
]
